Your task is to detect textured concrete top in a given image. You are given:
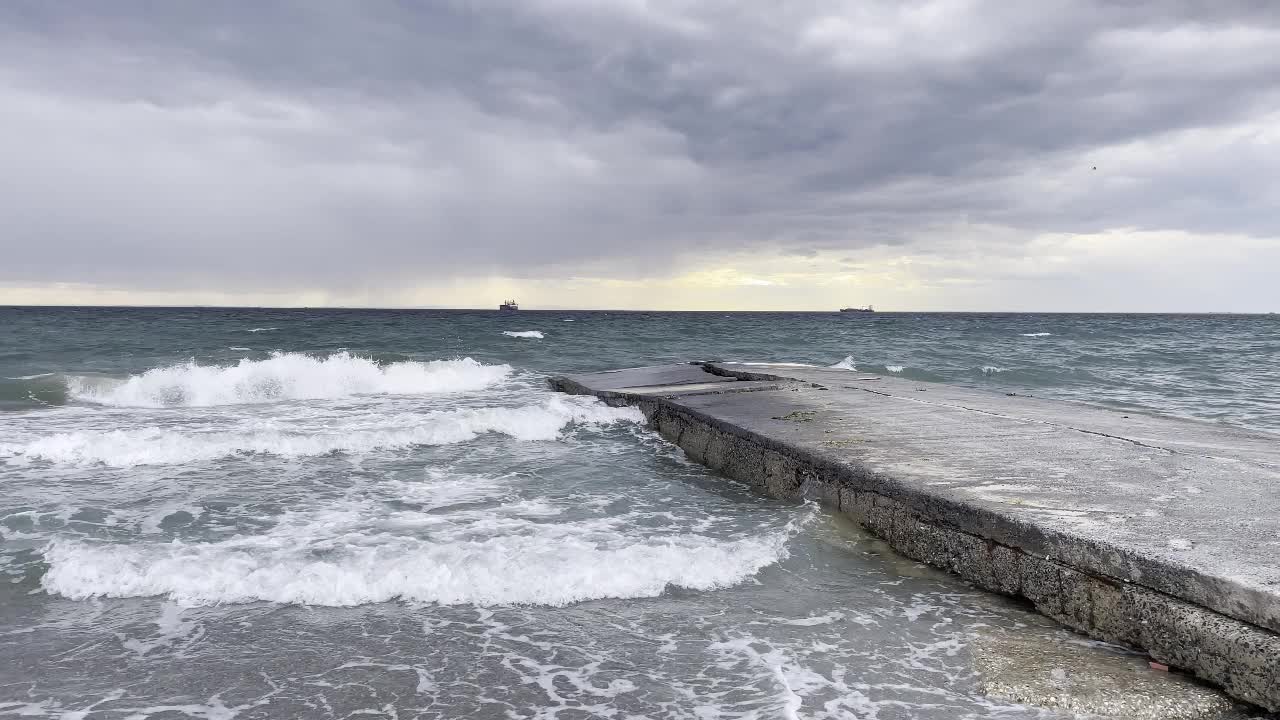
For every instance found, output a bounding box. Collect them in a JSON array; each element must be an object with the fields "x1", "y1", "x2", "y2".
[{"x1": 553, "y1": 362, "x2": 1280, "y2": 635}]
